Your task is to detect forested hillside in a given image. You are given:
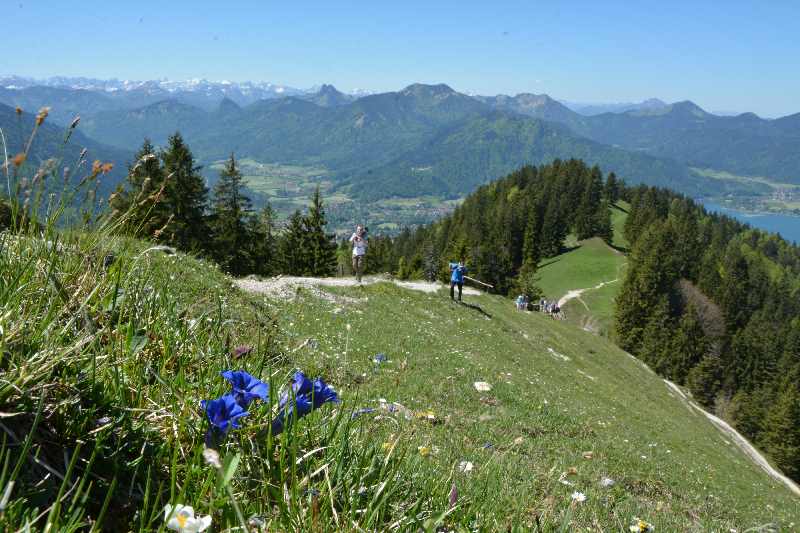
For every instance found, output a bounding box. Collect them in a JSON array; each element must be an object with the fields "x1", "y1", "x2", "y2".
[
  {"x1": 616, "y1": 185, "x2": 800, "y2": 480},
  {"x1": 392, "y1": 161, "x2": 800, "y2": 484},
  {"x1": 387, "y1": 159, "x2": 619, "y2": 294},
  {"x1": 66, "y1": 85, "x2": 737, "y2": 199}
]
